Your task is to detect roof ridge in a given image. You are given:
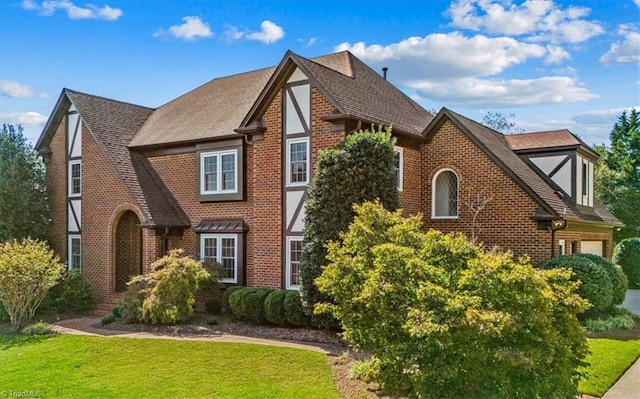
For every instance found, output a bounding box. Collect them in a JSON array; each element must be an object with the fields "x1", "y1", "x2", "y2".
[{"x1": 64, "y1": 88, "x2": 154, "y2": 111}]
